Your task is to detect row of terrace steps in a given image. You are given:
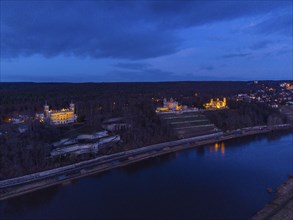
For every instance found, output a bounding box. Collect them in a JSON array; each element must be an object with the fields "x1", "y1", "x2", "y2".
[{"x1": 159, "y1": 112, "x2": 220, "y2": 138}]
